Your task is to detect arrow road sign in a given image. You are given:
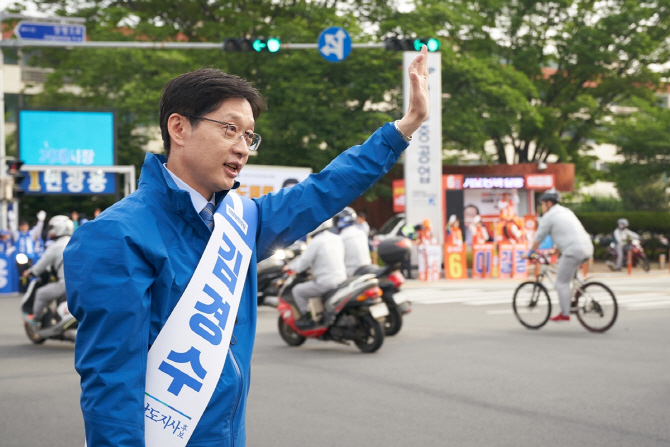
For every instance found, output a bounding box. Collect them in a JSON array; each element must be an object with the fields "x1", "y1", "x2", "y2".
[
  {"x1": 318, "y1": 27, "x2": 351, "y2": 62},
  {"x1": 14, "y1": 21, "x2": 86, "y2": 43}
]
